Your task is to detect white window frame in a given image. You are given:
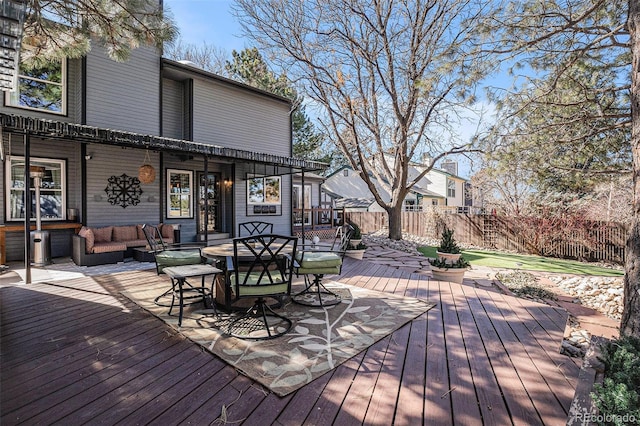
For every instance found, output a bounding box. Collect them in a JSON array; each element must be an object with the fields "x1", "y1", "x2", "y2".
[
  {"x1": 5, "y1": 58, "x2": 67, "y2": 115},
  {"x1": 447, "y1": 179, "x2": 456, "y2": 198},
  {"x1": 293, "y1": 183, "x2": 311, "y2": 225},
  {"x1": 167, "y1": 169, "x2": 193, "y2": 219},
  {"x1": 6, "y1": 156, "x2": 67, "y2": 221}
]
